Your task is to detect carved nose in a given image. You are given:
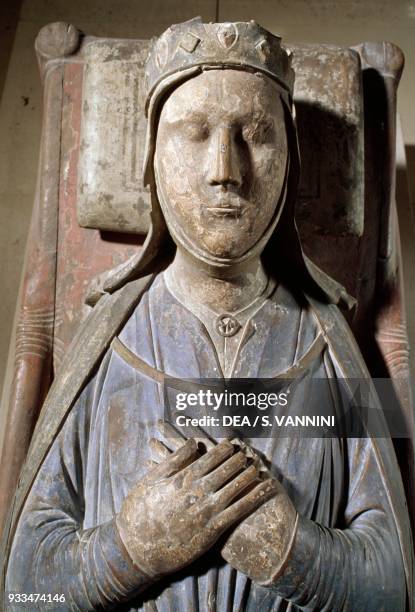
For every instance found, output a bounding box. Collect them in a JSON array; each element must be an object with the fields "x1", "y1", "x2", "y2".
[{"x1": 208, "y1": 126, "x2": 242, "y2": 188}]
